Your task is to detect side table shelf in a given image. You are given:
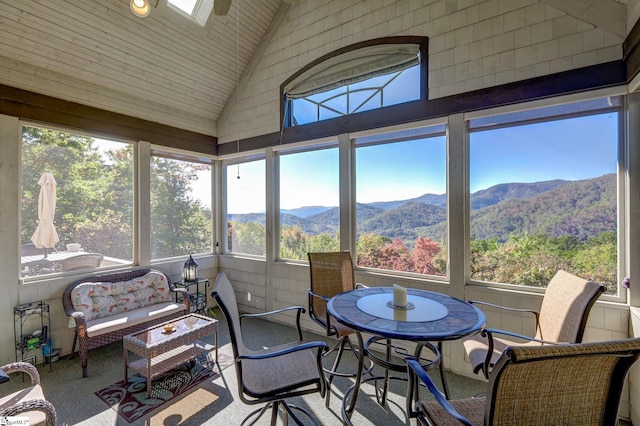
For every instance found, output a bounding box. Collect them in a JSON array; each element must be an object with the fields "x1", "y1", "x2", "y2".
[
  {"x1": 14, "y1": 301, "x2": 52, "y2": 370},
  {"x1": 174, "y1": 278, "x2": 210, "y2": 315}
]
